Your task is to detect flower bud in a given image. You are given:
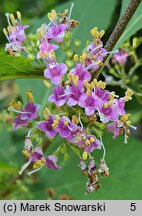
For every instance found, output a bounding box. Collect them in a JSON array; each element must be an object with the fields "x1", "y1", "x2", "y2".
[
  {"x1": 66, "y1": 50, "x2": 73, "y2": 58},
  {"x1": 66, "y1": 60, "x2": 73, "y2": 67},
  {"x1": 64, "y1": 32, "x2": 72, "y2": 41},
  {"x1": 74, "y1": 39, "x2": 81, "y2": 47}
]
